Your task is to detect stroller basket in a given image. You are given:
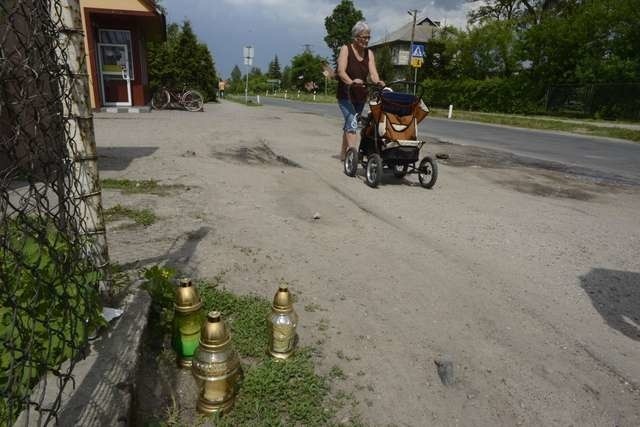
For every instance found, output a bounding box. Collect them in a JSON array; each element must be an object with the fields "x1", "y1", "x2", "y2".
[
  {"x1": 382, "y1": 145, "x2": 420, "y2": 163},
  {"x1": 381, "y1": 92, "x2": 418, "y2": 116}
]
